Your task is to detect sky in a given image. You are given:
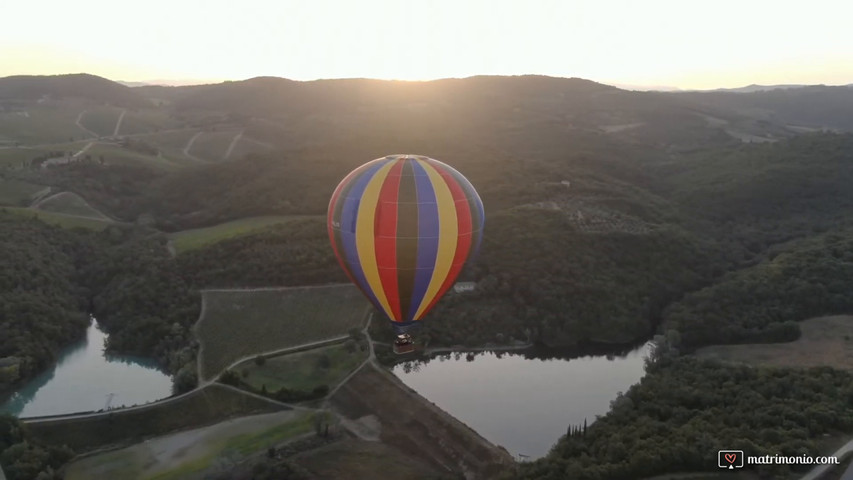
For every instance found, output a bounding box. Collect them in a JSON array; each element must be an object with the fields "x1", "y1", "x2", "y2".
[{"x1": 2, "y1": 0, "x2": 852, "y2": 89}]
